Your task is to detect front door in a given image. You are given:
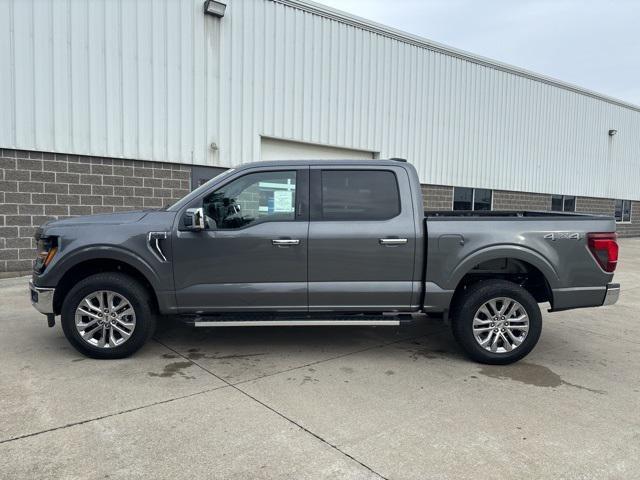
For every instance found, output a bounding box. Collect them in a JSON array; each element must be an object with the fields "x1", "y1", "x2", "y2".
[
  {"x1": 173, "y1": 167, "x2": 309, "y2": 312},
  {"x1": 307, "y1": 166, "x2": 417, "y2": 311}
]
